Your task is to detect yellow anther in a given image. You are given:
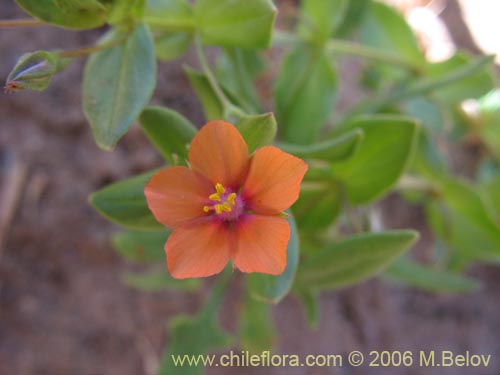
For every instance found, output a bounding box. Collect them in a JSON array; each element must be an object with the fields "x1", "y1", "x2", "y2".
[
  {"x1": 221, "y1": 202, "x2": 232, "y2": 212},
  {"x1": 215, "y1": 183, "x2": 226, "y2": 195},
  {"x1": 209, "y1": 193, "x2": 221, "y2": 201},
  {"x1": 203, "y1": 205, "x2": 211, "y2": 213},
  {"x1": 214, "y1": 204, "x2": 223, "y2": 214},
  {"x1": 227, "y1": 193, "x2": 236, "y2": 205}
]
